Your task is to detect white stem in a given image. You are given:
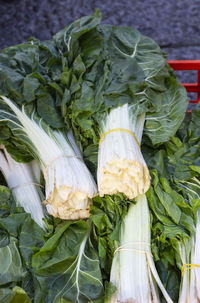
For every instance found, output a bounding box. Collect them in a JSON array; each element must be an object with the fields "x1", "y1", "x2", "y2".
[
  {"x1": 30, "y1": 160, "x2": 41, "y2": 183},
  {"x1": 110, "y1": 195, "x2": 172, "y2": 303},
  {"x1": 98, "y1": 104, "x2": 150, "y2": 198},
  {"x1": 178, "y1": 241, "x2": 191, "y2": 303},
  {"x1": 0, "y1": 146, "x2": 45, "y2": 229}
]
